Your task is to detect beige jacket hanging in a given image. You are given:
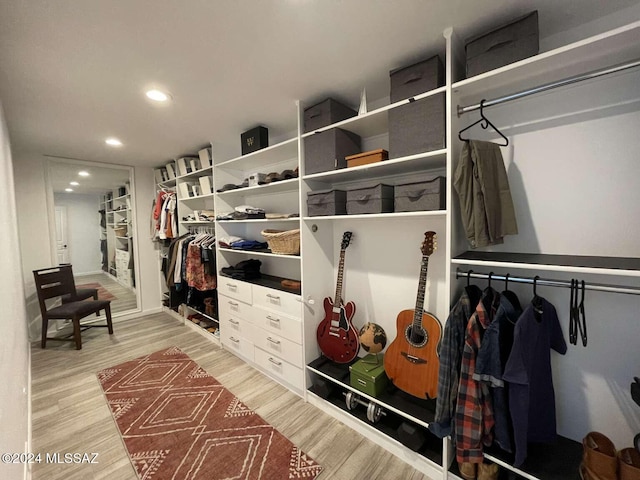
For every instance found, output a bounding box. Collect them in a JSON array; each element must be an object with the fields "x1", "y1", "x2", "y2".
[{"x1": 454, "y1": 140, "x2": 518, "y2": 248}]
